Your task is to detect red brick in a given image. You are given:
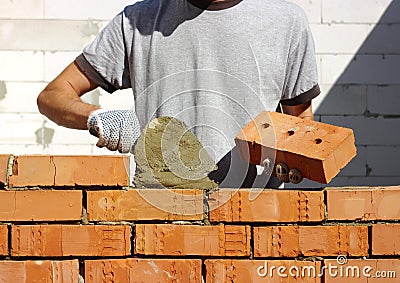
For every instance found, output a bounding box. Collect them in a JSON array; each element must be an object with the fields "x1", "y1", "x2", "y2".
[
  {"x1": 0, "y1": 260, "x2": 79, "y2": 282},
  {"x1": 0, "y1": 154, "x2": 10, "y2": 185},
  {"x1": 135, "y1": 224, "x2": 250, "y2": 256},
  {"x1": 85, "y1": 258, "x2": 202, "y2": 283},
  {"x1": 9, "y1": 155, "x2": 55, "y2": 187},
  {"x1": 8, "y1": 155, "x2": 129, "y2": 187},
  {"x1": 235, "y1": 111, "x2": 356, "y2": 184},
  {"x1": 0, "y1": 225, "x2": 8, "y2": 256},
  {"x1": 372, "y1": 224, "x2": 400, "y2": 255},
  {"x1": 324, "y1": 259, "x2": 400, "y2": 282},
  {"x1": 327, "y1": 186, "x2": 400, "y2": 221},
  {"x1": 254, "y1": 226, "x2": 368, "y2": 257},
  {"x1": 209, "y1": 189, "x2": 324, "y2": 222},
  {"x1": 0, "y1": 190, "x2": 82, "y2": 221},
  {"x1": 11, "y1": 225, "x2": 131, "y2": 257},
  {"x1": 87, "y1": 189, "x2": 203, "y2": 221},
  {"x1": 206, "y1": 260, "x2": 322, "y2": 283}
]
